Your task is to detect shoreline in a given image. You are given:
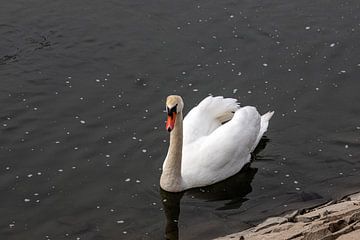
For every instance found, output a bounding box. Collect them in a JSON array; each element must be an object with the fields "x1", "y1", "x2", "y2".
[{"x1": 215, "y1": 192, "x2": 360, "y2": 240}]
